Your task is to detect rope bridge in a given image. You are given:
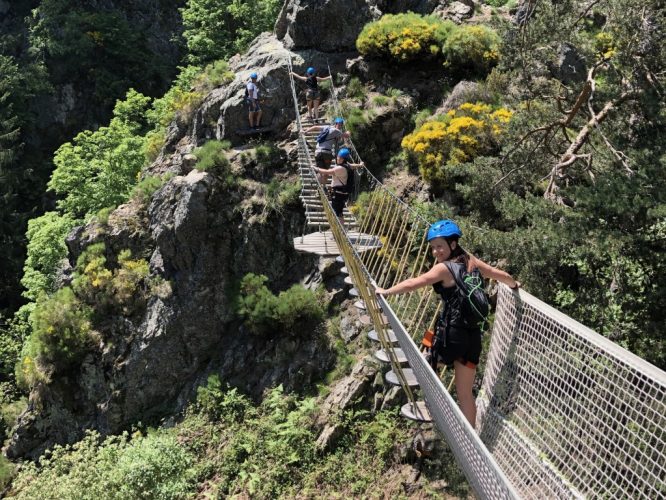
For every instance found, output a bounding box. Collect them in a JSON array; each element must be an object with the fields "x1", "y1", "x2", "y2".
[{"x1": 285, "y1": 57, "x2": 666, "y2": 499}]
